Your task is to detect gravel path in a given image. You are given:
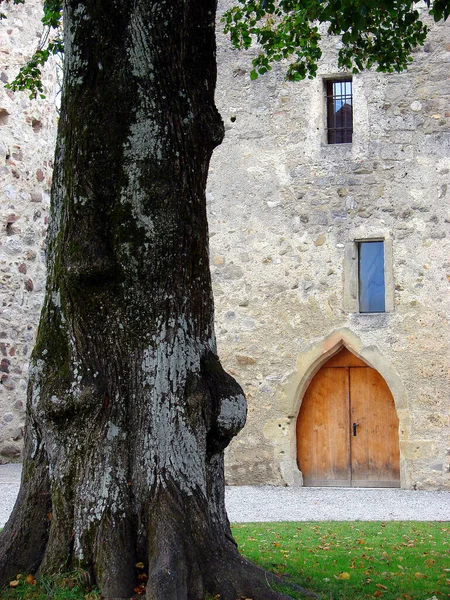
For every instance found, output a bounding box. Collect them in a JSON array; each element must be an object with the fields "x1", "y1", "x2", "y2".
[
  {"x1": 1, "y1": 464, "x2": 449, "y2": 527},
  {"x1": 225, "y1": 485, "x2": 450, "y2": 522},
  {"x1": 0, "y1": 464, "x2": 22, "y2": 529}
]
